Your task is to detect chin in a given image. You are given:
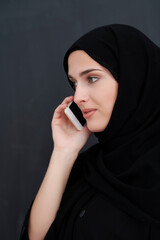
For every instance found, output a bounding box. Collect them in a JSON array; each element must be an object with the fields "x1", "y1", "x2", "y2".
[{"x1": 86, "y1": 122, "x2": 107, "y2": 133}]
